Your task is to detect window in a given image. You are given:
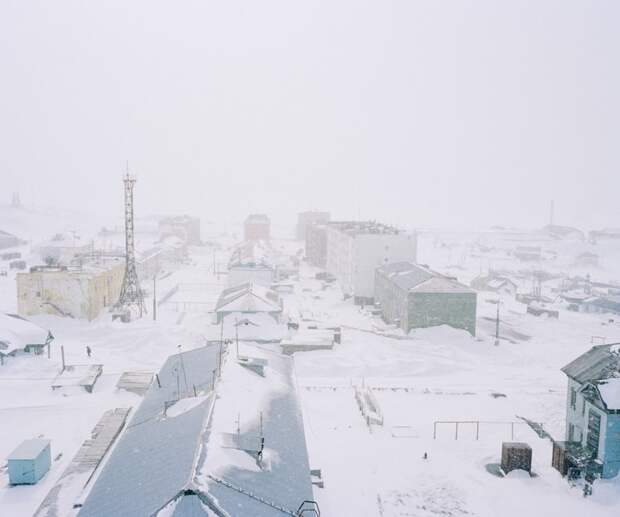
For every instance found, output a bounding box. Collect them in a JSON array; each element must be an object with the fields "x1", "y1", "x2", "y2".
[
  {"x1": 582, "y1": 399, "x2": 586, "y2": 416},
  {"x1": 587, "y1": 410, "x2": 601, "y2": 455},
  {"x1": 570, "y1": 387, "x2": 577, "y2": 409},
  {"x1": 568, "y1": 423, "x2": 575, "y2": 441}
]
